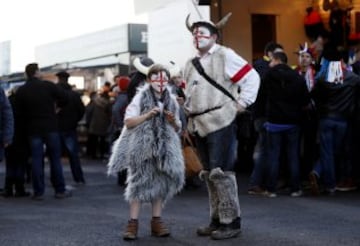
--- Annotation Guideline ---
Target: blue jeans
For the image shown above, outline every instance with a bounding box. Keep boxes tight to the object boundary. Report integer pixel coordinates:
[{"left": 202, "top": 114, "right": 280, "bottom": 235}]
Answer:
[
  {"left": 195, "top": 120, "right": 237, "bottom": 171},
  {"left": 60, "top": 130, "right": 85, "bottom": 183},
  {"left": 266, "top": 126, "right": 301, "bottom": 192},
  {"left": 313, "top": 118, "right": 348, "bottom": 190},
  {"left": 30, "top": 132, "right": 66, "bottom": 196}
]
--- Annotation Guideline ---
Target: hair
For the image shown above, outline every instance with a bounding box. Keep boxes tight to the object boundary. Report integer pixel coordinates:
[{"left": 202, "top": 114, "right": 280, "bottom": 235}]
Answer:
[
  {"left": 147, "top": 64, "right": 170, "bottom": 80},
  {"left": 191, "top": 22, "right": 219, "bottom": 36},
  {"left": 264, "top": 42, "right": 284, "bottom": 54},
  {"left": 272, "top": 52, "right": 288, "bottom": 64},
  {"left": 25, "top": 63, "right": 39, "bottom": 78}
]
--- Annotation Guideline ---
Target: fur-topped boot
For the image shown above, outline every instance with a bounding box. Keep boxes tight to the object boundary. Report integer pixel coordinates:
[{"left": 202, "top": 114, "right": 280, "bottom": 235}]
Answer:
[
  {"left": 209, "top": 168, "right": 241, "bottom": 240},
  {"left": 151, "top": 217, "right": 170, "bottom": 237},
  {"left": 196, "top": 170, "right": 221, "bottom": 236},
  {"left": 123, "top": 219, "right": 138, "bottom": 240}
]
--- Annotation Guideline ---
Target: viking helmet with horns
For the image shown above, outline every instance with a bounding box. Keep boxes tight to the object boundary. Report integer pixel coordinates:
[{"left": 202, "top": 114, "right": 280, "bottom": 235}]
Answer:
[{"left": 185, "top": 12, "right": 232, "bottom": 35}]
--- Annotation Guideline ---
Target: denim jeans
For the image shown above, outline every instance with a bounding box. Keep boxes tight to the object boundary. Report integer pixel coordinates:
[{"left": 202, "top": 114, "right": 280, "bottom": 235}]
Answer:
[
  {"left": 60, "top": 130, "right": 85, "bottom": 183},
  {"left": 195, "top": 120, "right": 237, "bottom": 171},
  {"left": 313, "top": 117, "right": 348, "bottom": 189},
  {"left": 265, "top": 126, "right": 301, "bottom": 192},
  {"left": 30, "top": 132, "right": 66, "bottom": 196}
]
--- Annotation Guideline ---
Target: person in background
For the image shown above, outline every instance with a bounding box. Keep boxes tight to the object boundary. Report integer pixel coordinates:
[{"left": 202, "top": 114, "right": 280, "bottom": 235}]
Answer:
[
  {"left": 310, "top": 45, "right": 360, "bottom": 195},
  {"left": 110, "top": 76, "right": 130, "bottom": 186},
  {"left": 108, "top": 64, "right": 184, "bottom": 241},
  {"left": 258, "top": 52, "right": 310, "bottom": 198},
  {"left": 87, "top": 82, "right": 112, "bottom": 160},
  {"left": 56, "top": 71, "right": 86, "bottom": 185},
  {"left": 16, "top": 63, "right": 71, "bottom": 200},
  {"left": 0, "top": 86, "right": 15, "bottom": 197},
  {"left": 248, "top": 41, "right": 284, "bottom": 195},
  {"left": 294, "top": 43, "right": 319, "bottom": 183},
  {"left": 183, "top": 13, "right": 260, "bottom": 240}
]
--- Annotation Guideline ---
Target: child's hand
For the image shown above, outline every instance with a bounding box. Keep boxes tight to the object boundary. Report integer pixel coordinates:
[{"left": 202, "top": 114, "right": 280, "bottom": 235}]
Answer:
[
  {"left": 146, "top": 107, "right": 160, "bottom": 119},
  {"left": 164, "top": 110, "right": 176, "bottom": 124}
]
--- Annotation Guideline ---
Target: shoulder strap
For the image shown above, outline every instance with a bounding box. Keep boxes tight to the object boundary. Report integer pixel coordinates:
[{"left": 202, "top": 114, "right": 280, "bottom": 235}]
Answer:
[{"left": 191, "top": 57, "right": 236, "bottom": 102}]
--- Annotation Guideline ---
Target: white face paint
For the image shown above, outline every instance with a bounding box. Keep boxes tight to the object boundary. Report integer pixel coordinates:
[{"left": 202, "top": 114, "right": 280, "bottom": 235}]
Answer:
[
  {"left": 150, "top": 71, "right": 169, "bottom": 94},
  {"left": 192, "top": 26, "right": 213, "bottom": 50}
]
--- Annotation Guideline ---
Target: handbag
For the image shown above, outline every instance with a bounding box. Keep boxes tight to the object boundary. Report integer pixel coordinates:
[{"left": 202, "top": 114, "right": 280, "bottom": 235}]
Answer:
[{"left": 182, "top": 134, "right": 203, "bottom": 177}]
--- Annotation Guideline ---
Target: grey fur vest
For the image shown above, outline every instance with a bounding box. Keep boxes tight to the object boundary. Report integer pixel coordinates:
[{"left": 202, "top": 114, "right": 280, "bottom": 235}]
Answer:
[{"left": 107, "top": 85, "right": 185, "bottom": 203}]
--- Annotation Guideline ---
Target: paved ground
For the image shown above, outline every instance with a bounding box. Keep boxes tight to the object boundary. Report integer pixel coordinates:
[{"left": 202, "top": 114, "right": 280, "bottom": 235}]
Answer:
[{"left": 1, "top": 158, "right": 360, "bottom": 246}]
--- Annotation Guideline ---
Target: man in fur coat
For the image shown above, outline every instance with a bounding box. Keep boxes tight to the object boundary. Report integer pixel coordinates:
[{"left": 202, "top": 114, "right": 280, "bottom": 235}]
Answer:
[
  {"left": 107, "top": 64, "right": 184, "bottom": 241},
  {"left": 183, "top": 14, "right": 260, "bottom": 240}
]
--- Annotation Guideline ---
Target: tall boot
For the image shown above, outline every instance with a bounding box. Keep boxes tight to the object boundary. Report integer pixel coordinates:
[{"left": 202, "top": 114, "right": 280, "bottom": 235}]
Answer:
[
  {"left": 209, "top": 168, "right": 241, "bottom": 240},
  {"left": 2, "top": 177, "right": 14, "bottom": 197},
  {"left": 196, "top": 170, "right": 221, "bottom": 236}
]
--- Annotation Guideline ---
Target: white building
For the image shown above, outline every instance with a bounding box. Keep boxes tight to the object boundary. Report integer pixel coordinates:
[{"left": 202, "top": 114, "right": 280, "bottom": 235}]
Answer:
[{"left": 35, "top": 23, "right": 148, "bottom": 69}]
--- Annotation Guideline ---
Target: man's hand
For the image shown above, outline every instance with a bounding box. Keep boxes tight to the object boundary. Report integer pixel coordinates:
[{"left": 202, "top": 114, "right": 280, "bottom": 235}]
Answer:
[{"left": 235, "top": 103, "right": 246, "bottom": 114}]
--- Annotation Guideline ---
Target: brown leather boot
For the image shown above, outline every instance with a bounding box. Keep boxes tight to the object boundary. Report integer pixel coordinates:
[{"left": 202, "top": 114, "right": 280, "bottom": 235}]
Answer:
[
  {"left": 151, "top": 217, "right": 170, "bottom": 237},
  {"left": 123, "top": 219, "right": 138, "bottom": 240}
]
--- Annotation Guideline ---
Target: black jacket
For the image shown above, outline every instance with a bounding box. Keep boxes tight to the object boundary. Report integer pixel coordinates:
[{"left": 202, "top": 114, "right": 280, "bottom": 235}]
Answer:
[
  {"left": 57, "top": 82, "right": 85, "bottom": 131},
  {"left": 16, "top": 78, "right": 68, "bottom": 136},
  {"left": 258, "top": 63, "right": 310, "bottom": 124},
  {"left": 312, "top": 71, "right": 360, "bottom": 120}
]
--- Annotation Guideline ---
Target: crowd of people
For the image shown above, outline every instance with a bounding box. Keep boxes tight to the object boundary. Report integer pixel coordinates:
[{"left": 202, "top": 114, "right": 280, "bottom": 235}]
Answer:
[{"left": 1, "top": 10, "right": 360, "bottom": 242}]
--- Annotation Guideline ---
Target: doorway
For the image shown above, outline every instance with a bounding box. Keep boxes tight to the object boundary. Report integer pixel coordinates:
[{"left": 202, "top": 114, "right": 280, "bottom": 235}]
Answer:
[{"left": 251, "top": 14, "right": 277, "bottom": 61}]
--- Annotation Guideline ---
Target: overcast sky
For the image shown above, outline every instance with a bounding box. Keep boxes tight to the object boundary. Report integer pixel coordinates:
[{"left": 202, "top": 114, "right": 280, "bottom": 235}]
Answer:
[{"left": 0, "top": 0, "right": 147, "bottom": 72}]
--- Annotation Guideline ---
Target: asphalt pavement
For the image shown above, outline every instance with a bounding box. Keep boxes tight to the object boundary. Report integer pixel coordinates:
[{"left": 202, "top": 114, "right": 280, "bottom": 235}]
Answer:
[{"left": 1, "top": 158, "right": 360, "bottom": 246}]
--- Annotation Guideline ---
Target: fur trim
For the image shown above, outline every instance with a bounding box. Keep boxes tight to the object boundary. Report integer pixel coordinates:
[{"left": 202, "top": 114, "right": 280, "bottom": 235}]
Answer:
[
  {"left": 210, "top": 169, "right": 241, "bottom": 224},
  {"left": 107, "top": 85, "right": 185, "bottom": 204},
  {"left": 202, "top": 171, "right": 220, "bottom": 220},
  {"left": 199, "top": 170, "right": 209, "bottom": 181}
]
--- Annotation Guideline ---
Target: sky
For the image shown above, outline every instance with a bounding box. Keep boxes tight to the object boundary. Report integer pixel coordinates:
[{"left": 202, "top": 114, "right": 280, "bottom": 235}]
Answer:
[{"left": 0, "top": 0, "right": 148, "bottom": 73}]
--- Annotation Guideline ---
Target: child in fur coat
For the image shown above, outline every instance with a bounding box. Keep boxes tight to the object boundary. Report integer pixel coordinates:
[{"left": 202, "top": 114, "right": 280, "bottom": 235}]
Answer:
[{"left": 107, "top": 64, "right": 185, "bottom": 241}]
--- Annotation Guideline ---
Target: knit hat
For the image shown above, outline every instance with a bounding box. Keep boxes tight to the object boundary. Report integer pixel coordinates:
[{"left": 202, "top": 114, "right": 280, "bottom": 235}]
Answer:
[{"left": 118, "top": 76, "right": 130, "bottom": 91}]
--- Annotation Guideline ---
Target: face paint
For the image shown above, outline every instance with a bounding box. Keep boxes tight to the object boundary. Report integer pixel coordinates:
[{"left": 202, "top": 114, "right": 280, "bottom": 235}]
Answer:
[
  {"left": 299, "top": 53, "right": 312, "bottom": 68},
  {"left": 150, "top": 71, "right": 169, "bottom": 93},
  {"left": 192, "top": 26, "right": 212, "bottom": 49}
]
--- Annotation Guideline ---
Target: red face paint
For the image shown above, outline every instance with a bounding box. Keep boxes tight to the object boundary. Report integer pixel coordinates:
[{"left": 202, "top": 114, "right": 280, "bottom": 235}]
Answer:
[{"left": 150, "top": 71, "right": 168, "bottom": 93}]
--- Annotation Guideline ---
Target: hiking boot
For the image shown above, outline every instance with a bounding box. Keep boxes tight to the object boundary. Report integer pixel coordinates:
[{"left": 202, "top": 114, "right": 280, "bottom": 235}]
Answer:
[
  {"left": 211, "top": 217, "right": 241, "bottom": 240},
  {"left": 197, "top": 218, "right": 220, "bottom": 236},
  {"left": 309, "top": 171, "right": 320, "bottom": 195},
  {"left": 123, "top": 219, "right": 138, "bottom": 240},
  {"left": 151, "top": 217, "right": 170, "bottom": 237}
]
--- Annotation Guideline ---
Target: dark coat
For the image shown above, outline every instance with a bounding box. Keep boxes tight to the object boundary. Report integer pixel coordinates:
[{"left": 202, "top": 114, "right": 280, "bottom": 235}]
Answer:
[
  {"left": 258, "top": 63, "right": 310, "bottom": 124},
  {"left": 16, "top": 78, "right": 68, "bottom": 136},
  {"left": 57, "top": 82, "right": 85, "bottom": 131},
  {"left": 0, "top": 88, "right": 14, "bottom": 160},
  {"left": 312, "top": 71, "right": 360, "bottom": 120}
]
